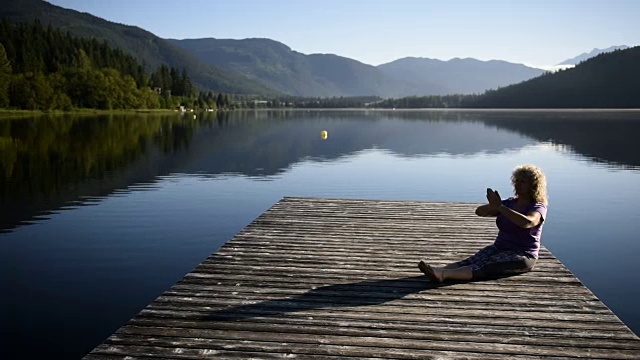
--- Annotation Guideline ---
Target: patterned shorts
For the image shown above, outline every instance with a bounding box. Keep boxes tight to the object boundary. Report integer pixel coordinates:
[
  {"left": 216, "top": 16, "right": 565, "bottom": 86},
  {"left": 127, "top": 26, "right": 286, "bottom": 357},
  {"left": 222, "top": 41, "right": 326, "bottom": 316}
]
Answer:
[{"left": 454, "top": 244, "right": 537, "bottom": 279}]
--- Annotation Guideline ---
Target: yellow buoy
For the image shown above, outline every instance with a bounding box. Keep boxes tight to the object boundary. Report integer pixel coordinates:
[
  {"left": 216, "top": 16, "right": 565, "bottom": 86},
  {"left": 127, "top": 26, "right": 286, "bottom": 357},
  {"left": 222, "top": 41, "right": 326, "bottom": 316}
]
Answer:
[{"left": 320, "top": 130, "right": 328, "bottom": 140}]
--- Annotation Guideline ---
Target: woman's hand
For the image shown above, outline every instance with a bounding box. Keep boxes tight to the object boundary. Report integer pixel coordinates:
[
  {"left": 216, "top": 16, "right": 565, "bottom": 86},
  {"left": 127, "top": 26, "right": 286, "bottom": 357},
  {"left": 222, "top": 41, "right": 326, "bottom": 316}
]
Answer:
[{"left": 486, "top": 188, "right": 502, "bottom": 210}]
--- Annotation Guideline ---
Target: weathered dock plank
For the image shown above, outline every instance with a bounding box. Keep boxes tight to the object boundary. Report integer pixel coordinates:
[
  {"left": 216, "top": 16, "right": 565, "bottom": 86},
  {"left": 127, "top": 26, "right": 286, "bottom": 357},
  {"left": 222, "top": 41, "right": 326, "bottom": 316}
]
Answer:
[{"left": 85, "top": 197, "right": 640, "bottom": 359}]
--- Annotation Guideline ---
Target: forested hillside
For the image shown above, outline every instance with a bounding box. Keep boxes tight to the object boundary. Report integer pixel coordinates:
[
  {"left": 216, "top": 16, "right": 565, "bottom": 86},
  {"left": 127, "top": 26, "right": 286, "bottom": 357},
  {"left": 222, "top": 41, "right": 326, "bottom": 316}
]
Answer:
[
  {"left": 471, "top": 46, "right": 640, "bottom": 108},
  {"left": 0, "top": 20, "right": 234, "bottom": 110},
  {"left": 556, "top": 45, "right": 629, "bottom": 65},
  {"left": 0, "top": 0, "right": 276, "bottom": 95},
  {"left": 0, "top": 20, "right": 151, "bottom": 109}
]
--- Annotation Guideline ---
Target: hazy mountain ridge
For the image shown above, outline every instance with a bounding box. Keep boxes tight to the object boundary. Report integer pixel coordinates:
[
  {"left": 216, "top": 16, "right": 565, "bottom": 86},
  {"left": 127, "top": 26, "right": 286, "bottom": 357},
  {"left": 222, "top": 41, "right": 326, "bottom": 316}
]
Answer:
[
  {"left": 557, "top": 45, "right": 629, "bottom": 65},
  {"left": 377, "top": 57, "right": 545, "bottom": 95},
  {"left": 169, "top": 37, "right": 549, "bottom": 97},
  {"left": 167, "top": 38, "right": 411, "bottom": 97}
]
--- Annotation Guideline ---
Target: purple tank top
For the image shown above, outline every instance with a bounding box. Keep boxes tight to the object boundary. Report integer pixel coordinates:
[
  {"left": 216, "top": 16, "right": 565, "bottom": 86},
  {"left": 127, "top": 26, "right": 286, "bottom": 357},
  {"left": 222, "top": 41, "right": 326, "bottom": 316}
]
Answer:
[{"left": 493, "top": 197, "right": 547, "bottom": 258}]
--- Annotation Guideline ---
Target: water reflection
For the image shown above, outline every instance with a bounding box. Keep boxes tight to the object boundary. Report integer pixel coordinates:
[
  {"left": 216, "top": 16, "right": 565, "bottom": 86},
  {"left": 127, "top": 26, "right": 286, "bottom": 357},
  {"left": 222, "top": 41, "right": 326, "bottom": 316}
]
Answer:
[
  {"left": 178, "top": 110, "right": 536, "bottom": 178},
  {"left": 1, "top": 110, "right": 639, "bottom": 233},
  {"left": 478, "top": 110, "right": 640, "bottom": 169},
  {"left": 0, "top": 114, "right": 199, "bottom": 232}
]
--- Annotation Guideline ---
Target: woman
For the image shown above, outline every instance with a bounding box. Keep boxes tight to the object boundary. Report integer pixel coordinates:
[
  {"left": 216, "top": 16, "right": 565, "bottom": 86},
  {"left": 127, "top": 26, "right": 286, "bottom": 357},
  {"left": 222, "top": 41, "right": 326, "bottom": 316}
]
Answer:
[{"left": 419, "top": 164, "right": 548, "bottom": 282}]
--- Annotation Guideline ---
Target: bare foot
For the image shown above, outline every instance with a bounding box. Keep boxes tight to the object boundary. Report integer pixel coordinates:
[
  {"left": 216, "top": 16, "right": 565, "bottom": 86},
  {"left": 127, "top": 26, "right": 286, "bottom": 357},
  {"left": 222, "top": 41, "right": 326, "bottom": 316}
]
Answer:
[{"left": 418, "top": 260, "right": 442, "bottom": 283}]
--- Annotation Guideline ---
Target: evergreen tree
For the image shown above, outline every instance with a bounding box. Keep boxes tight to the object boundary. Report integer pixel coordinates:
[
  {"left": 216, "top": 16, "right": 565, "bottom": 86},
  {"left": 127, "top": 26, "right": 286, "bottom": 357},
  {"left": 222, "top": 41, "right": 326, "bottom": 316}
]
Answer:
[
  {"left": 75, "top": 48, "right": 92, "bottom": 70},
  {"left": 197, "top": 95, "right": 205, "bottom": 110},
  {"left": 0, "top": 43, "right": 11, "bottom": 107},
  {"left": 206, "top": 91, "right": 216, "bottom": 109},
  {"left": 169, "top": 66, "right": 180, "bottom": 95},
  {"left": 216, "top": 93, "right": 224, "bottom": 108},
  {"left": 181, "top": 68, "right": 192, "bottom": 97}
]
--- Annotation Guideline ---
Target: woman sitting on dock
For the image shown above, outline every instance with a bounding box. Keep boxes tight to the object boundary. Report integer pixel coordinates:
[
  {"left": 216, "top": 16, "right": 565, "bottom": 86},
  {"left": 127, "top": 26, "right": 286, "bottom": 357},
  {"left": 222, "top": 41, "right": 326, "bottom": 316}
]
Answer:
[{"left": 419, "top": 164, "right": 548, "bottom": 282}]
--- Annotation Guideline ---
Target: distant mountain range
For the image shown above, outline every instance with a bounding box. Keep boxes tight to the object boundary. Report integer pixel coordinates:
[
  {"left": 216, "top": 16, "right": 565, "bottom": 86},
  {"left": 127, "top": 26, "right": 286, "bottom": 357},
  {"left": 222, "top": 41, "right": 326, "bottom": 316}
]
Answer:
[
  {"left": 166, "top": 38, "right": 409, "bottom": 97},
  {"left": 377, "top": 57, "right": 544, "bottom": 95},
  {"left": 0, "top": 0, "right": 631, "bottom": 98},
  {"left": 168, "top": 38, "right": 546, "bottom": 97},
  {"left": 556, "top": 45, "right": 629, "bottom": 65}
]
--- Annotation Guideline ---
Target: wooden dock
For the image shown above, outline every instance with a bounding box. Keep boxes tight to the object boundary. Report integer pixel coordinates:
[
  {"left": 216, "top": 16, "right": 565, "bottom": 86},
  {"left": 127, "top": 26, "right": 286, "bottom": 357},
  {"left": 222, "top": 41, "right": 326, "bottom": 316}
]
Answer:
[{"left": 85, "top": 197, "right": 640, "bottom": 359}]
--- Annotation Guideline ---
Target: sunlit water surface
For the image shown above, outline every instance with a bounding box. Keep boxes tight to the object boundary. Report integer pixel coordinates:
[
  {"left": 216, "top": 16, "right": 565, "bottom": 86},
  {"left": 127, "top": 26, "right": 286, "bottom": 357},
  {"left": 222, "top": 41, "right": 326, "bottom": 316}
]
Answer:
[{"left": 1, "top": 110, "right": 639, "bottom": 358}]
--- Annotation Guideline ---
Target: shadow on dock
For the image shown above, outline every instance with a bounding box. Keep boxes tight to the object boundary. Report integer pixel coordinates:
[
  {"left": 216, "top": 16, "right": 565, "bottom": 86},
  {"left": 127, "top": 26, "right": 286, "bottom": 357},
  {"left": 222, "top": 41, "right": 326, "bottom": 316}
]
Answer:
[{"left": 202, "top": 275, "right": 455, "bottom": 321}]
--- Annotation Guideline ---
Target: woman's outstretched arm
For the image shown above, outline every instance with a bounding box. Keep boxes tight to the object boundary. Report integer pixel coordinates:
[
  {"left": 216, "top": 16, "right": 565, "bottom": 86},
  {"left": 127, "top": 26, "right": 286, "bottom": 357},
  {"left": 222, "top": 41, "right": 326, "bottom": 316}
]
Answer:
[
  {"left": 497, "top": 206, "right": 542, "bottom": 228},
  {"left": 475, "top": 204, "right": 499, "bottom": 217}
]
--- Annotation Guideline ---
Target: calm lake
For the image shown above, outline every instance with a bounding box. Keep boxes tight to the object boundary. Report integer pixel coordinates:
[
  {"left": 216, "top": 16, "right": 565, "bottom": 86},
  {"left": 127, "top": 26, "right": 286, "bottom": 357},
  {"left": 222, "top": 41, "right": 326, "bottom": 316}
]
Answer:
[{"left": 1, "top": 109, "right": 639, "bottom": 358}]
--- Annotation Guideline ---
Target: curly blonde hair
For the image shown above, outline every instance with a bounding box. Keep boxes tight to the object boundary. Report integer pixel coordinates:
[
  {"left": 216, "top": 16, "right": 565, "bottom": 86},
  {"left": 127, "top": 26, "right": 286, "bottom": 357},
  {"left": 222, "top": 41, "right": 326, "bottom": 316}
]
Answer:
[{"left": 511, "top": 164, "right": 548, "bottom": 205}]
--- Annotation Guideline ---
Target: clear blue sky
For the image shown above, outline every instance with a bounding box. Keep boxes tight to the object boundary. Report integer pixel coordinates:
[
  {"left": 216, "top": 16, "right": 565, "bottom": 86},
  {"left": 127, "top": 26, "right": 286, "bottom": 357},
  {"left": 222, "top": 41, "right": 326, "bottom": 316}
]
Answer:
[{"left": 46, "top": 0, "right": 638, "bottom": 68}]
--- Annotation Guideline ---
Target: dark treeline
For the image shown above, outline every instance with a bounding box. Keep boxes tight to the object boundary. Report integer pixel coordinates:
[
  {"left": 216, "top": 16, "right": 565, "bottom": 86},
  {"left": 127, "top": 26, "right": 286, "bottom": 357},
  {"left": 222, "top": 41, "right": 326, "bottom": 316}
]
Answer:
[
  {"left": 0, "top": 20, "right": 239, "bottom": 111},
  {"left": 0, "top": 19, "right": 143, "bottom": 82},
  {"left": 471, "top": 47, "right": 640, "bottom": 108},
  {"left": 370, "top": 94, "right": 480, "bottom": 109},
  {"left": 264, "top": 96, "right": 382, "bottom": 108}
]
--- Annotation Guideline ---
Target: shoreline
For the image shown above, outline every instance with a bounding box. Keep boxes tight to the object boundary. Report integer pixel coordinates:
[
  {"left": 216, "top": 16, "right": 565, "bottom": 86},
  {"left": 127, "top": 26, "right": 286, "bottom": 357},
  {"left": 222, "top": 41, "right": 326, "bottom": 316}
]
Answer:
[
  {"left": 2, "top": 107, "right": 640, "bottom": 119},
  {"left": 0, "top": 108, "right": 183, "bottom": 118}
]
